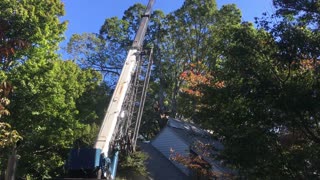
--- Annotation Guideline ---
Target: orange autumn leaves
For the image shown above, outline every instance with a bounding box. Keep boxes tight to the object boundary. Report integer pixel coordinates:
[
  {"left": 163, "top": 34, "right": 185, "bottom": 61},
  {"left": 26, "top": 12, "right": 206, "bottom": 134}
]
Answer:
[
  {"left": 180, "top": 61, "right": 225, "bottom": 97},
  {"left": 299, "top": 59, "right": 320, "bottom": 72},
  {"left": 180, "top": 59, "right": 318, "bottom": 98}
]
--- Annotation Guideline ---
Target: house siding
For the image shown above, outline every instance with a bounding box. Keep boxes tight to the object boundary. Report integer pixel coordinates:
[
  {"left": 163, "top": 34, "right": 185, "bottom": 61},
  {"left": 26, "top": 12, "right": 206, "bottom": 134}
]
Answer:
[{"left": 151, "top": 127, "right": 190, "bottom": 176}]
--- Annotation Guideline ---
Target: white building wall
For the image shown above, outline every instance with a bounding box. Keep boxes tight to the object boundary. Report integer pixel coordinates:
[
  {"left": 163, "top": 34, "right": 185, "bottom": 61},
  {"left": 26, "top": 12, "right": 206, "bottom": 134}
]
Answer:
[{"left": 151, "top": 127, "right": 190, "bottom": 176}]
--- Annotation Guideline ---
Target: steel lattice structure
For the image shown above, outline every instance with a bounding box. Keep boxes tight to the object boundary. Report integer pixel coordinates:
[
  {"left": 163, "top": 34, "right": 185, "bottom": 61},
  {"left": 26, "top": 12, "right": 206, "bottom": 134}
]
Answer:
[{"left": 66, "top": 1, "right": 155, "bottom": 179}]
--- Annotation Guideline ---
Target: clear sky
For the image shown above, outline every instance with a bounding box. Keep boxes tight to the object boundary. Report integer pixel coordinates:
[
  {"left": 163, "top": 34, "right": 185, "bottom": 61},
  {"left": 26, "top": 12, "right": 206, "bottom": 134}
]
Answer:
[{"left": 59, "top": 0, "right": 275, "bottom": 49}]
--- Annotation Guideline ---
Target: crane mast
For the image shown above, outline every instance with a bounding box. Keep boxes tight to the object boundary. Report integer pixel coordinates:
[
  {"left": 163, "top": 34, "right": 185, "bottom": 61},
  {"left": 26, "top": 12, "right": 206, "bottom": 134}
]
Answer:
[{"left": 66, "top": 0, "right": 155, "bottom": 179}]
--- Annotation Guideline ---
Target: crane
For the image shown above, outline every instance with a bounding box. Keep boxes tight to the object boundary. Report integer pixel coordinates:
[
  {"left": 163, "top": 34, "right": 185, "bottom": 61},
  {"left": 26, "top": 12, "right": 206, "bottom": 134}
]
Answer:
[{"left": 66, "top": 0, "right": 155, "bottom": 179}]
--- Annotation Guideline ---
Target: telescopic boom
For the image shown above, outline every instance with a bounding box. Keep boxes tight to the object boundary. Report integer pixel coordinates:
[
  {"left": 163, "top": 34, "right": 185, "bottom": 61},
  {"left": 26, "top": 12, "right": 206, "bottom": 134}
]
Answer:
[{"left": 66, "top": 1, "right": 155, "bottom": 179}]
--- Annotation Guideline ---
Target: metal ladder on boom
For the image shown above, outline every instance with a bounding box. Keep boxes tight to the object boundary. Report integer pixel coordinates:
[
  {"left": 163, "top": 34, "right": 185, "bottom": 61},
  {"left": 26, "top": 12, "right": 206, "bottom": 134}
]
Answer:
[{"left": 66, "top": 0, "right": 155, "bottom": 179}]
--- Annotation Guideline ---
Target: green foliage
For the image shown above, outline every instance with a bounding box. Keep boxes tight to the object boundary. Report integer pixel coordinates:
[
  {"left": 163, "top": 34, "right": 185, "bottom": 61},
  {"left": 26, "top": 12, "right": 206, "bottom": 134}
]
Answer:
[
  {"left": 273, "top": 0, "right": 320, "bottom": 28},
  {"left": 73, "top": 123, "right": 100, "bottom": 148},
  {"left": 67, "top": 33, "right": 123, "bottom": 78},
  {"left": 0, "top": 1, "right": 111, "bottom": 178},
  {"left": 117, "top": 150, "right": 149, "bottom": 178},
  {"left": 0, "top": 78, "right": 22, "bottom": 172},
  {"left": 0, "top": 0, "right": 66, "bottom": 70},
  {"left": 190, "top": 2, "right": 320, "bottom": 178},
  {"left": 4, "top": 0, "right": 317, "bottom": 179},
  {"left": 0, "top": 122, "right": 21, "bottom": 149},
  {"left": 76, "top": 81, "right": 109, "bottom": 125},
  {"left": 63, "top": 0, "right": 320, "bottom": 179},
  {"left": 153, "top": 0, "right": 242, "bottom": 118},
  {"left": 5, "top": 58, "right": 102, "bottom": 179}
]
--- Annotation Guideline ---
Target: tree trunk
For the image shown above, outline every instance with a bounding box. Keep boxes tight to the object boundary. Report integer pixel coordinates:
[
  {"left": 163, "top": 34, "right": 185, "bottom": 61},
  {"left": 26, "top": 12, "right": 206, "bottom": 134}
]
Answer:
[{"left": 5, "top": 147, "right": 17, "bottom": 180}]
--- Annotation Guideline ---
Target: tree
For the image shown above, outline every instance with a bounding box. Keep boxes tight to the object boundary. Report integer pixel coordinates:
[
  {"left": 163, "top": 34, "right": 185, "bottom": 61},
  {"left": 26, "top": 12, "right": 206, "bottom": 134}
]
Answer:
[
  {"left": 67, "top": 33, "right": 123, "bottom": 82},
  {"left": 184, "top": 0, "right": 320, "bottom": 178},
  {"left": 0, "top": 0, "right": 66, "bottom": 176},
  {"left": 65, "top": 0, "right": 243, "bottom": 138},
  {"left": 66, "top": 3, "right": 149, "bottom": 84},
  {"left": 0, "top": 1, "right": 109, "bottom": 178},
  {"left": 153, "top": 0, "right": 242, "bottom": 119},
  {"left": 0, "top": 0, "right": 66, "bottom": 70},
  {"left": 1, "top": 0, "right": 67, "bottom": 149},
  {"left": 66, "top": 4, "right": 169, "bottom": 137},
  {"left": 5, "top": 58, "right": 103, "bottom": 179},
  {"left": 63, "top": 0, "right": 320, "bottom": 178},
  {"left": 0, "top": 79, "right": 22, "bottom": 179},
  {"left": 0, "top": 79, "right": 21, "bottom": 152}
]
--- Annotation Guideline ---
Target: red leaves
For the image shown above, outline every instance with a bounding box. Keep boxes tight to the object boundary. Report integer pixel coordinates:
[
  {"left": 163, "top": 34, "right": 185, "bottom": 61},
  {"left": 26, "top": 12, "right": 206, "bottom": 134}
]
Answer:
[
  {"left": 0, "top": 19, "right": 29, "bottom": 70},
  {"left": 170, "top": 148, "right": 217, "bottom": 178},
  {"left": 180, "top": 61, "right": 225, "bottom": 97},
  {"left": 0, "top": 47, "right": 14, "bottom": 58},
  {"left": 0, "top": 81, "right": 13, "bottom": 97}
]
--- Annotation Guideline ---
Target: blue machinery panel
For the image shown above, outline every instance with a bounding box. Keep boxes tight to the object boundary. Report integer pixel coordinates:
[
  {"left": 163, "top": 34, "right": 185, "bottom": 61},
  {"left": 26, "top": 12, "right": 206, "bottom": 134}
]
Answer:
[{"left": 68, "top": 148, "right": 101, "bottom": 170}]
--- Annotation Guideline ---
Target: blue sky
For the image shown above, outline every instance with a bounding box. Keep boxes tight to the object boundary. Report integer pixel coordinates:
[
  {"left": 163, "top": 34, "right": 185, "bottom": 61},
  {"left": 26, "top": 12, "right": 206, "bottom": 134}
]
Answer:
[{"left": 59, "top": 0, "right": 275, "bottom": 49}]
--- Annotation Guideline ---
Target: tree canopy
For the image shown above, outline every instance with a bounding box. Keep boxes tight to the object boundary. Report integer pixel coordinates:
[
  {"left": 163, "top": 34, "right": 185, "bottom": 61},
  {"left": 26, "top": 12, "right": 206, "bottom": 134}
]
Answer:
[
  {"left": 65, "top": 0, "right": 320, "bottom": 178},
  {"left": 0, "top": 0, "right": 107, "bottom": 179},
  {"left": 1, "top": 0, "right": 320, "bottom": 179}
]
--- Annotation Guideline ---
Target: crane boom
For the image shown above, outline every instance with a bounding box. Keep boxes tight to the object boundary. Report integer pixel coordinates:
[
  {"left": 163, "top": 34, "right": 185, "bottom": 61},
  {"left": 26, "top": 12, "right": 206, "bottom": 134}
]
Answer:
[
  {"left": 132, "top": 0, "right": 155, "bottom": 48},
  {"left": 94, "top": 49, "right": 138, "bottom": 156},
  {"left": 66, "top": 1, "right": 155, "bottom": 179},
  {"left": 95, "top": 0, "right": 155, "bottom": 156}
]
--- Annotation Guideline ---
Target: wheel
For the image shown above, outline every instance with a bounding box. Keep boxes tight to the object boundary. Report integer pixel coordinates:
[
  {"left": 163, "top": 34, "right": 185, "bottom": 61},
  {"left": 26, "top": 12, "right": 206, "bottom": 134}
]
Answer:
[{"left": 96, "top": 169, "right": 102, "bottom": 179}]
